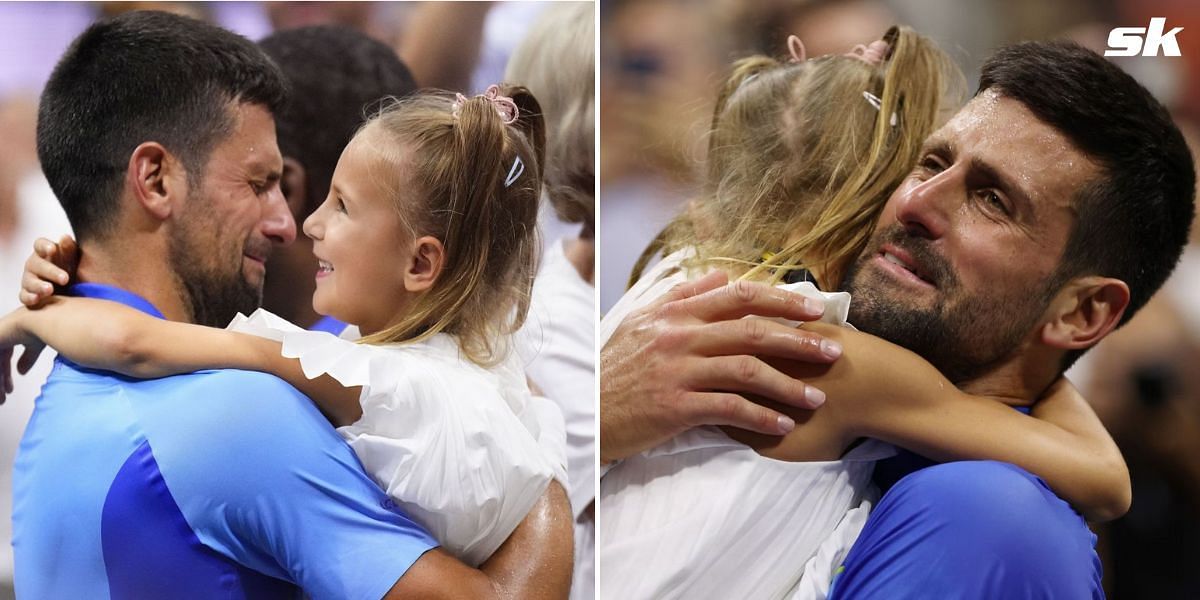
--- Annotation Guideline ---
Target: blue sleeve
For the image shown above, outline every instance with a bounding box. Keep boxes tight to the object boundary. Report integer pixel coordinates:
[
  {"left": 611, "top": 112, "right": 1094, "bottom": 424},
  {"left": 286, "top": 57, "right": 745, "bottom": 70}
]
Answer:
[
  {"left": 136, "top": 370, "right": 438, "bottom": 600},
  {"left": 829, "top": 461, "right": 1104, "bottom": 600}
]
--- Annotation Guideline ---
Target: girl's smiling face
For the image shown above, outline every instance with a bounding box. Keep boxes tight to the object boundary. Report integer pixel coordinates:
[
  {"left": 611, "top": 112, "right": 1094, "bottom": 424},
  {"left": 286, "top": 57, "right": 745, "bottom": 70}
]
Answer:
[{"left": 303, "top": 126, "right": 421, "bottom": 335}]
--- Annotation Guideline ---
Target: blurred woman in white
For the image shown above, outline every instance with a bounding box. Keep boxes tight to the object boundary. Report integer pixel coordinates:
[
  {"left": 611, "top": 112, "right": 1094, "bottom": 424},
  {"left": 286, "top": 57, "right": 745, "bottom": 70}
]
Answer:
[{"left": 506, "top": 4, "right": 597, "bottom": 600}]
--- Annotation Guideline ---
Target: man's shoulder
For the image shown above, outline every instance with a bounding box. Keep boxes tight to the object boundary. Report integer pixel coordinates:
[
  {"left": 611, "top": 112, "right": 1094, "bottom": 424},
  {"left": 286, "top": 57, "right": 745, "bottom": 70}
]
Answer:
[
  {"left": 164, "top": 367, "right": 301, "bottom": 396},
  {"left": 128, "top": 368, "right": 340, "bottom": 465}
]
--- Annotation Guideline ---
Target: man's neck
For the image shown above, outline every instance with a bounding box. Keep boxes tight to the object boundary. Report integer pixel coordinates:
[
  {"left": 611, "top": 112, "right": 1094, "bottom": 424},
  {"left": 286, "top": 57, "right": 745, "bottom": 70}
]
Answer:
[
  {"left": 956, "top": 343, "right": 1063, "bottom": 408},
  {"left": 76, "top": 238, "right": 191, "bottom": 324}
]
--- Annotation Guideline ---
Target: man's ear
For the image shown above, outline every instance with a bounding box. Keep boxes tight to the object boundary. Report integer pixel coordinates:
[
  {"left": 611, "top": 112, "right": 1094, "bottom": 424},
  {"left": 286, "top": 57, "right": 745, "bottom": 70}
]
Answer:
[
  {"left": 126, "top": 142, "right": 186, "bottom": 221},
  {"left": 404, "top": 235, "right": 445, "bottom": 293},
  {"left": 1040, "top": 276, "right": 1130, "bottom": 351},
  {"left": 281, "top": 156, "right": 308, "bottom": 221}
]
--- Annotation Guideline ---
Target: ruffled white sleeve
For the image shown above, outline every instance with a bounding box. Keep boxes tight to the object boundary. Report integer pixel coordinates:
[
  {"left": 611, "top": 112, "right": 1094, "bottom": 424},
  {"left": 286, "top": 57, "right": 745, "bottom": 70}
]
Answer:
[{"left": 228, "top": 309, "right": 568, "bottom": 566}]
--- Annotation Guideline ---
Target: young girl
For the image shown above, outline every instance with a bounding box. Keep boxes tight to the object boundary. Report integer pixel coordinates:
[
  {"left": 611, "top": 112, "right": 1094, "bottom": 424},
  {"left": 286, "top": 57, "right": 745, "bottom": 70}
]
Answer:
[
  {"left": 599, "top": 28, "right": 1128, "bottom": 598},
  {"left": 5, "top": 85, "right": 567, "bottom": 567}
]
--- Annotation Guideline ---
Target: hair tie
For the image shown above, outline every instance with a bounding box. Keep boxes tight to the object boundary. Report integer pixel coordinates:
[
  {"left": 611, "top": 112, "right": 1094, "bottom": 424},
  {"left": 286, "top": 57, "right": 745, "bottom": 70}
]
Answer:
[
  {"left": 787, "top": 35, "right": 806, "bottom": 63},
  {"left": 481, "top": 84, "right": 519, "bottom": 124},
  {"left": 450, "top": 85, "right": 519, "bottom": 125},
  {"left": 846, "top": 39, "right": 890, "bottom": 66}
]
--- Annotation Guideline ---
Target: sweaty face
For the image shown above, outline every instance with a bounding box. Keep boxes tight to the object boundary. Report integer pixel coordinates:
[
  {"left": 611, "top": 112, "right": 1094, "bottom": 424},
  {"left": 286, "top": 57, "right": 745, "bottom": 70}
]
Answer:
[
  {"left": 303, "top": 127, "right": 414, "bottom": 335},
  {"left": 842, "top": 90, "right": 1098, "bottom": 383},
  {"left": 169, "top": 103, "right": 295, "bottom": 327}
]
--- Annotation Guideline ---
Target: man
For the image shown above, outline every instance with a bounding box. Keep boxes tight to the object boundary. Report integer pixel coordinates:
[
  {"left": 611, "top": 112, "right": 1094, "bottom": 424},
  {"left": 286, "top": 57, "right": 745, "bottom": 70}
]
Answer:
[
  {"left": 600, "top": 40, "right": 1194, "bottom": 596},
  {"left": 15, "top": 11, "right": 571, "bottom": 598},
  {"left": 256, "top": 25, "right": 418, "bottom": 332}
]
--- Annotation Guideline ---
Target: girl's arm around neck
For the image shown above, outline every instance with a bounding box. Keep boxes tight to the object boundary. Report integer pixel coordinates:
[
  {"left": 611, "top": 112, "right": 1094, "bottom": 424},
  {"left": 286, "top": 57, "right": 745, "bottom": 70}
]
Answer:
[
  {"left": 19, "top": 296, "right": 364, "bottom": 426},
  {"left": 734, "top": 322, "right": 1130, "bottom": 522}
]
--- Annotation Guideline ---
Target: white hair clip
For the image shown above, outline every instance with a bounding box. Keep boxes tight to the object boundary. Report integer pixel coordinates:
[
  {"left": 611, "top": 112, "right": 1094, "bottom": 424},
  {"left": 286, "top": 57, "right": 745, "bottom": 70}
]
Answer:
[
  {"left": 862, "top": 91, "right": 898, "bottom": 127},
  {"left": 504, "top": 156, "right": 525, "bottom": 188}
]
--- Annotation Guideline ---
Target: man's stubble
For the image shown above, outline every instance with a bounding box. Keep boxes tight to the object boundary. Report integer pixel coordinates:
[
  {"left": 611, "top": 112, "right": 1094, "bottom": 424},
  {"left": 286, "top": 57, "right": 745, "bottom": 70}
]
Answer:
[
  {"left": 168, "top": 188, "right": 262, "bottom": 328},
  {"left": 841, "top": 225, "right": 1059, "bottom": 384}
]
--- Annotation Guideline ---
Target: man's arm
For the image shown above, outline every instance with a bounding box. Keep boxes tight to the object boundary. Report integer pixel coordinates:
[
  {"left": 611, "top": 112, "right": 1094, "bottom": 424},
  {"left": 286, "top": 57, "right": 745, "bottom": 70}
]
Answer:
[
  {"left": 386, "top": 481, "right": 573, "bottom": 599},
  {"left": 600, "top": 271, "right": 842, "bottom": 463}
]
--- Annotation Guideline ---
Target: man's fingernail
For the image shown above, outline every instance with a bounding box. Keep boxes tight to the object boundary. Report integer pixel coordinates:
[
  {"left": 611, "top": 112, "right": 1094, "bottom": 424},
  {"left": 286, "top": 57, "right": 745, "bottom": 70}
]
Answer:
[
  {"left": 777, "top": 415, "right": 795, "bottom": 433},
  {"left": 804, "top": 297, "right": 825, "bottom": 315},
  {"left": 805, "top": 386, "right": 827, "bottom": 407},
  {"left": 821, "top": 340, "right": 842, "bottom": 359}
]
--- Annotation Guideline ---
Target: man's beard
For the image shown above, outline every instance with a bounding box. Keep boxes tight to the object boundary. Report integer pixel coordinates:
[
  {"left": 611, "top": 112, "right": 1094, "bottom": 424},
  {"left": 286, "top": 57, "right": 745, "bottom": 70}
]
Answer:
[
  {"left": 168, "top": 214, "right": 261, "bottom": 328},
  {"left": 841, "top": 226, "right": 1054, "bottom": 384}
]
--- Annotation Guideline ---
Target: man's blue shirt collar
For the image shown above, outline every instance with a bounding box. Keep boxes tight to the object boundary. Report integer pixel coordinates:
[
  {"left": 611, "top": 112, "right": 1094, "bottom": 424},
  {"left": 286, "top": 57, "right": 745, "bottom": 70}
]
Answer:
[{"left": 68, "top": 283, "right": 165, "bottom": 320}]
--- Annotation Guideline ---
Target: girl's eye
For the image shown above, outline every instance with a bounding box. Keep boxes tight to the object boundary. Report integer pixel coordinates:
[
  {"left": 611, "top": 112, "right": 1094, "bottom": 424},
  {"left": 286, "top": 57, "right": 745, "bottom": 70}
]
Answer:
[{"left": 336, "top": 197, "right": 347, "bottom": 213}]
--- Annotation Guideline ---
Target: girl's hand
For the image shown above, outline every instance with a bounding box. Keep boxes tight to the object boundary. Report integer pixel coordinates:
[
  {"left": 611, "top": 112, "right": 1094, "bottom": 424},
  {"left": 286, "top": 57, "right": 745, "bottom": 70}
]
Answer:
[
  {"left": 0, "top": 307, "right": 46, "bottom": 403},
  {"left": 20, "top": 235, "right": 78, "bottom": 308}
]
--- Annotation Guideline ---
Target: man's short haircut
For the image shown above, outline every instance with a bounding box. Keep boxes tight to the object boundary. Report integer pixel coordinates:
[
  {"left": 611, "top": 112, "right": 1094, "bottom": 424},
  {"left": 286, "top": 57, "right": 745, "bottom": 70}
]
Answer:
[
  {"left": 978, "top": 41, "right": 1195, "bottom": 366},
  {"left": 258, "top": 25, "right": 417, "bottom": 215},
  {"left": 37, "top": 10, "right": 288, "bottom": 241}
]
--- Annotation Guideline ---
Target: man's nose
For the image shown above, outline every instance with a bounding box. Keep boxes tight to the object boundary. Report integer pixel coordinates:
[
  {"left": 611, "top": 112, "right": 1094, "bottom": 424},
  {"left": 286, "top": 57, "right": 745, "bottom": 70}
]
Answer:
[
  {"left": 261, "top": 185, "right": 297, "bottom": 245},
  {"left": 891, "top": 165, "right": 961, "bottom": 240}
]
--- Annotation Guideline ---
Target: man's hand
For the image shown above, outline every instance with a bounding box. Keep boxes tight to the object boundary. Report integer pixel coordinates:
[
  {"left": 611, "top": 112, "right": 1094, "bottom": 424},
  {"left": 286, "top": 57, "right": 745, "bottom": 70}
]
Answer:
[{"left": 600, "top": 271, "right": 843, "bottom": 463}]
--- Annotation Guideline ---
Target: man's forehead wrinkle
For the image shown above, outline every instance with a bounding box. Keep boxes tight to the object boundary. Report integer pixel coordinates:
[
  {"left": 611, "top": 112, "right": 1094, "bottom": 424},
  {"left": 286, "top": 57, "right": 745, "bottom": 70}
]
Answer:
[{"left": 945, "top": 93, "right": 1098, "bottom": 214}]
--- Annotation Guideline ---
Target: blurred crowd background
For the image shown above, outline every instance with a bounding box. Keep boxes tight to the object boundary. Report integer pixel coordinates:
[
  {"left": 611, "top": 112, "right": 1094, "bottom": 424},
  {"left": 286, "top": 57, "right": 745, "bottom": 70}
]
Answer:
[
  {"left": 0, "top": 2, "right": 593, "bottom": 597},
  {"left": 601, "top": 0, "right": 1200, "bottom": 597}
]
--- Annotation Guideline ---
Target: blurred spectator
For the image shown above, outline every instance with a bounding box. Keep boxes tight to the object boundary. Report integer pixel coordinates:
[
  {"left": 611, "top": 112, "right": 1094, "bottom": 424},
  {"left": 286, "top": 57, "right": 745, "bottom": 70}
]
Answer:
[
  {"left": 396, "top": 2, "right": 551, "bottom": 95},
  {"left": 727, "top": 0, "right": 897, "bottom": 57},
  {"left": 507, "top": 4, "right": 596, "bottom": 599},
  {"left": 599, "top": 0, "right": 727, "bottom": 311},
  {"left": 266, "top": 1, "right": 400, "bottom": 43}
]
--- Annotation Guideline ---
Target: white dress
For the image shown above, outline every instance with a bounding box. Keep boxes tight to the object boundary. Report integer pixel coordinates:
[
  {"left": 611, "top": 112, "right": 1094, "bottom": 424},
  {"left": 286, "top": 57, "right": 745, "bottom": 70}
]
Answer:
[
  {"left": 228, "top": 310, "right": 568, "bottom": 567},
  {"left": 518, "top": 236, "right": 597, "bottom": 600},
  {"left": 597, "top": 249, "right": 893, "bottom": 599}
]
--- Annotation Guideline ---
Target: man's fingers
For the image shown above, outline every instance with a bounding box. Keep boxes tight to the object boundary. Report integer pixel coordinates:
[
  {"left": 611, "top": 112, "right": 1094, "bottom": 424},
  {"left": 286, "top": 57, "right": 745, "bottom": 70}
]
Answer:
[
  {"left": 693, "top": 355, "right": 826, "bottom": 409},
  {"left": 672, "top": 279, "right": 825, "bottom": 323},
  {"left": 679, "top": 392, "right": 795, "bottom": 435},
  {"left": 688, "top": 319, "right": 842, "bottom": 363},
  {"left": 662, "top": 270, "right": 728, "bottom": 303}
]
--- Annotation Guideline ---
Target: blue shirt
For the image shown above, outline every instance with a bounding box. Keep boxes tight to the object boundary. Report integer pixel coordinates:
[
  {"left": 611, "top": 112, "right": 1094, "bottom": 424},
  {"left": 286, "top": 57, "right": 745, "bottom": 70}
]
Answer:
[
  {"left": 310, "top": 315, "right": 348, "bottom": 336},
  {"left": 13, "top": 284, "right": 438, "bottom": 599}
]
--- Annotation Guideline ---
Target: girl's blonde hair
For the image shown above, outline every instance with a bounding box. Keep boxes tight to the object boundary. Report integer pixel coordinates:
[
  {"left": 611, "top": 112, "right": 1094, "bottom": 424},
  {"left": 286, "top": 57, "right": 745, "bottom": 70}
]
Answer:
[
  {"left": 505, "top": 2, "right": 595, "bottom": 236},
  {"left": 357, "top": 86, "right": 546, "bottom": 366},
  {"left": 633, "top": 26, "right": 963, "bottom": 288}
]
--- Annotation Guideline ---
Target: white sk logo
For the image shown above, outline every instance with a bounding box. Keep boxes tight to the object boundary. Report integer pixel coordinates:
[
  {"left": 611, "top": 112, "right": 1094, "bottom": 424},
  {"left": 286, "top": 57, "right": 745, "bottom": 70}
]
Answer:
[{"left": 1105, "top": 17, "right": 1183, "bottom": 57}]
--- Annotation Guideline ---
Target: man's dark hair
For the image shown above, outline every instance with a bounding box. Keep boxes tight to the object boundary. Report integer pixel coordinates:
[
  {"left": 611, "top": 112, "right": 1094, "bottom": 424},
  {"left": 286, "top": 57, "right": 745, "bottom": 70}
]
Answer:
[
  {"left": 978, "top": 41, "right": 1196, "bottom": 367},
  {"left": 258, "top": 25, "right": 418, "bottom": 214},
  {"left": 37, "top": 10, "right": 288, "bottom": 241}
]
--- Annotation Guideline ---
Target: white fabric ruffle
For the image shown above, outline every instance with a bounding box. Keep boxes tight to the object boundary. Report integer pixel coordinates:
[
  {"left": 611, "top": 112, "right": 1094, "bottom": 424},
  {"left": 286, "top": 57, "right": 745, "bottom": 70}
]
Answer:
[{"left": 228, "top": 309, "right": 568, "bottom": 566}]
